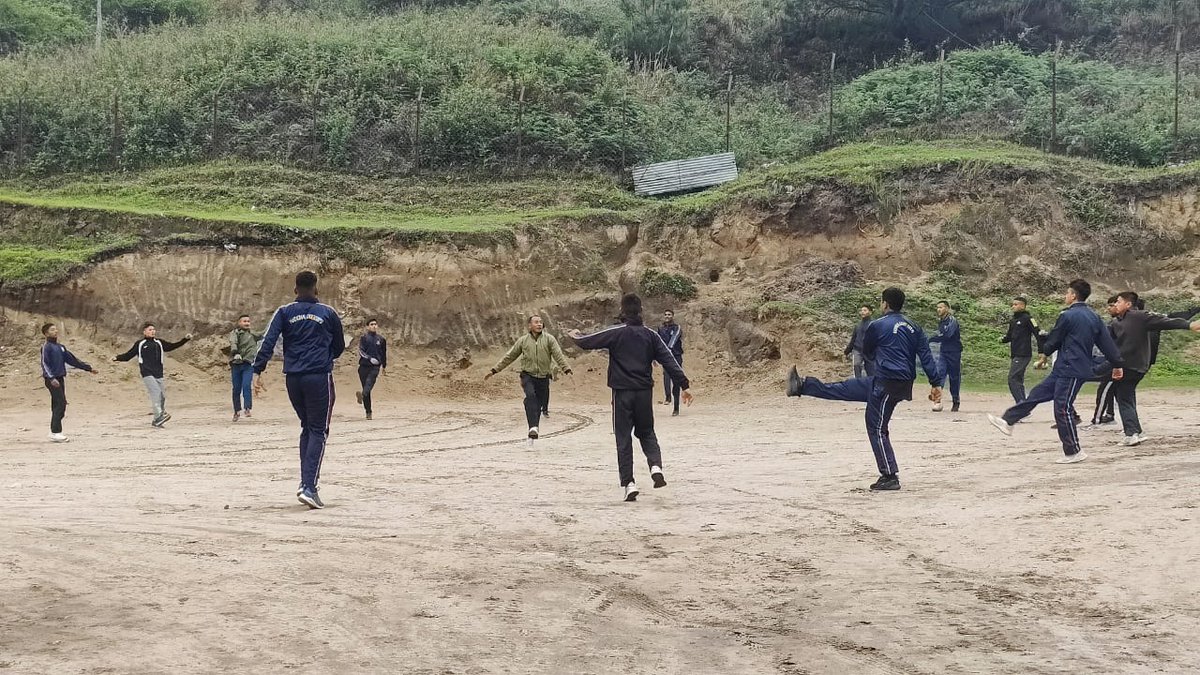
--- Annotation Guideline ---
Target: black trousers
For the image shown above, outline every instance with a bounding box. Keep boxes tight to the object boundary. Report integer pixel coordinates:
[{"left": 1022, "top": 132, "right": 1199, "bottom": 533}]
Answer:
[
  {"left": 520, "top": 372, "right": 550, "bottom": 428},
  {"left": 1092, "top": 376, "right": 1117, "bottom": 423},
  {"left": 612, "top": 388, "right": 662, "bottom": 486},
  {"left": 1008, "top": 356, "right": 1031, "bottom": 403},
  {"left": 663, "top": 354, "right": 683, "bottom": 412},
  {"left": 45, "top": 377, "right": 67, "bottom": 433},
  {"left": 1112, "top": 369, "right": 1147, "bottom": 436},
  {"left": 358, "top": 364, "right": 380, "bottom": 414}
]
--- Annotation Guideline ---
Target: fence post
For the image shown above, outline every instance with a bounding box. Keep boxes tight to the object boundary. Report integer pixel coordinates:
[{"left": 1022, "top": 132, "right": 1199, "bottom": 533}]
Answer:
[
  {"left": 516, "top": 83, "right": 525, "bottom": 174},
  {"left": 828, "top": 52, "right": 837, "bottom": 144},
  {"left": 1050, "top": 41, "right": 1059, "bottom": 152},
  {"left": 413, "top": 86, "right": 423, "bottom": 174},
  {"left": 724, "top": 71, "right": 733, "bottom": 153},
  {"left": 14, "top": 91, "right": 26, "bottom": 169},
  {"left": 210, "top": 86, "right": 220, "bottom": 160},
  {"left": 310, "top": 82, "right": 320, "bottom": 166},
  {"left": 110, "top": 89, "right": 123, "bottom": 170},
  {"left": 937, "top": 49, "right": 945, "bottom": 138},
  {"left": 1174, "top": 27, "right": 1182, "bottom": 159}
]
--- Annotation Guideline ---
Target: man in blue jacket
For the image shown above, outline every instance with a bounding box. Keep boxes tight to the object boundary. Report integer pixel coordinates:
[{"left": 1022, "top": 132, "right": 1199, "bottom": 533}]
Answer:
[
  {"left": 657, "top": 309, "right": 684, "bottom": 416},
  {"left": 786, "top": 287, "right": 943, "bottom": 491},
  {"left": 988, "top": 279, "right": 1124, "bottom": 464},
  {"left": 569, "top": 294, "right": 693, "bottom": 502},
  {"left": 253, "top": 271, "right": 346, "bottom": 509},
  {"left": 40, "top": 322, "right": 98, "bottom": 443},
  {"left": 928, "top": 301, "right": 962, "bottom": 412}
]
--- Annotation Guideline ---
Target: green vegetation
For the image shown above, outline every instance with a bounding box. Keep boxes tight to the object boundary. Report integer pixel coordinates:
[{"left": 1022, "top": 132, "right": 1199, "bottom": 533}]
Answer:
[
  {"left": 638, "top": 268, "right": 697, "bottom": 301},
  {"left": 0, "top": 240, "right": 133, "bottom": 286}
]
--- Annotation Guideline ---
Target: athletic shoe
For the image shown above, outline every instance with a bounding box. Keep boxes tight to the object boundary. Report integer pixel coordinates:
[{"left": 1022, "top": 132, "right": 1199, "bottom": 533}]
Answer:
[
  {"left": 1055, "top": 452, "right": 1088, "bottom": 464},
  {"left": 951, "top": 402, "right": 960, "bottom": 412},
  {"left": 298, "top": 488, "right": 324, "bottom": 509},
  {"left": 623, "top": 483, "right": 639, "bottom": 502},
  {"left": 661, "top": 399, "right": 671, "bottom": 406},
  {"left": 672, "top": 409, "right": 679, "bottom": 416},
  {"left": 542, "top": 409, "right": 550, "bottom": 418},
  {"left": 48, "top": 432, "right": 69, "bottom": 443},
  {"left": 355, "top": 391, "right": 364, "bottom": 405},
  {"left": 987, "top": 414, "right": 1013, "bottom": 436},
  {"left": 650, "top": 466, "right": 667, "bottom": 488},
  {"left": 152, "top": 412, "right": 171, "bottom": 428},
  {"left": 365, "top": 412, "right": 372, "bottom": 420},
  {"left": 1121, "top": 433, "right": 1148, "bottom": 447},
  {"left": 1098, "top": 416, "right": 1116, "bottom": 425},
  {"left": 233, "top": 411, "right": 240, "bottom": 422},
  {"left": 932, "top": 402, "right": 943, "bottom": 412},
  {"left": 242, "top": 409, "right": 251, "bottom": 418},
  {"left": 786, "top": 366, "right": 804, "bottom": 397},
  {"left": 869, "top": 475, "right": 901, "bottom": 491},
  {"left": 297, "top": 484, "right": 304, "bottom": 498},
  {"left": 528, "top": 426, "right": 539, "bottom": 440}
]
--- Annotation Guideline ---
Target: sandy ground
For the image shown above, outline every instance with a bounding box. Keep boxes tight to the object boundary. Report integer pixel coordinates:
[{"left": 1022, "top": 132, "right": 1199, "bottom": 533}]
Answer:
[{"left": 2, "top": 373, "right": 1199, "bottom": 674}]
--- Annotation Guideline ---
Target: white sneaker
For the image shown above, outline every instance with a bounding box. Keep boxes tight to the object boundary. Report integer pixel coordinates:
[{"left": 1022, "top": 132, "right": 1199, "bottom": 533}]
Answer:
[
  {"left": 1055, "top": 452, "right": 1088, "bottom": 464},
  {"left": 987, "top": 414, "right": 1013, "bottom": 436},
  {"left": 48, "top": 432, "right": 69, "bottom": 443},
  {"left": 1121, "top": 433, "right": 1148, "bottom": 447},
  {"left": 932, "top": 402, "right": 943, "bottom": 412},
  {"left": 650, "top": 466, "right": 666, "bottom": 488},
  {"left": 528, "top": 426, "right": 539, "bottom": 440},
  {"left": 624, "top": 483, "right": 639, "bottom": 502}
]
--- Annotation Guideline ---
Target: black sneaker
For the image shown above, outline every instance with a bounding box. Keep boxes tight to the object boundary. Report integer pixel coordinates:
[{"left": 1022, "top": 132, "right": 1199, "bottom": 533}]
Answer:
[
  {"left": 152, "top": 412, "right": 171, "bottom": 428},
  {"left": 298, "top": 488, "right": 324, "bottom": 509},
  {"left": 542, "top": 409, "right": 550, "bottom": 418},
  {"left": 650, "top": 466, "right": 667, "bottom": 488},
  {"left": 951, "top": 402, "right": 960, "bottom": 412},
  {"left": 869, "top": 475, "right": 901, "bottom": 491},
  {"left": 786, "top": 366, "right": 804, "bottom": 397}
]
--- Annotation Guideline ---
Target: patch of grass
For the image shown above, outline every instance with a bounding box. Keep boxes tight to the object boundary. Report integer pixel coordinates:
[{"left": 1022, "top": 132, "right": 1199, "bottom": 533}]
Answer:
[
  {"left": 638, "top": 268, "right": 697, "bottom": 301},
  {"left": 0, "top": 242, "right": 130, "bottom": 286}
]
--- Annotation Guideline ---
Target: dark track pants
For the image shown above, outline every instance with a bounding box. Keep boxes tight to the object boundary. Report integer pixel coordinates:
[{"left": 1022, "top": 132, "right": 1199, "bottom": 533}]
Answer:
[
  {"left": 663, "top": 354, "right": 683, "bottom": 412},
  {"left": 520, "top": 372, "right": 550, "bottom": 429},
  {"left": 358, "top": 364, "right": 380, "bottom": 415},
  {"left": 612, "top": 388, "right": 662, "bottom": 487},
  {"left": 231, "top": 362, "right": 254, "bottom": 413},
  {"left": 801, "top": 376, "right": 902, "bottom": 477},
  {"left": 1092, "top": 377, "right": 1116, "bottom": 423},
  {"left": 1001, "top": 373, "right": 1086, "bottom": 457},
  {"left": 45, "top": 377, "right": 67, "bottom": 434},
  {"left": 1112, "top": 369, "right": 1146, "bottom": 436},
  {"left": 1008, "top": 356, "right": 1031, "bottom": 403},
  {"left": 940, "top": 351, "right": 962, "bottom": 403},
  {"left": 286, "top": 372, "right": 334, "bottom": 490}
]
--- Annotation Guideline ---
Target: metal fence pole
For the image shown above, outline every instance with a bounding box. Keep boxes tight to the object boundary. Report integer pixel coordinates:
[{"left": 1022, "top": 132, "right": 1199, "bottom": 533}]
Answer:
[
  {"left": 1050, "top": 41, "right": 1059, "bottom": 152},
  {"left": 516, "top": 83, "right": 525, "bottom": 174},
  {"left": 724, "top": 71, "right": 733, "bottom": 153},
  {"left": 828, "top": 52, "right": 837, "bottom": 144},
  {"left": 413, "top": 86, "right": 423, "bottom": 174},
  {"left": 110, "top": 89, "right": 122, "bottom": 170}
]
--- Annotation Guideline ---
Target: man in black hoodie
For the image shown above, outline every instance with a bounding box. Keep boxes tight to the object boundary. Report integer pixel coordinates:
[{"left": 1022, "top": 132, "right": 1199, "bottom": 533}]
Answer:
[
  {"left": 114, "top": 323, "right": 191, "bottom": 427},
  {"left": 569, "top": 294, "right": 693, "bottom": 502},
  {"left": 1000, "top": 297, "right": 1040, "bottom": 403}
]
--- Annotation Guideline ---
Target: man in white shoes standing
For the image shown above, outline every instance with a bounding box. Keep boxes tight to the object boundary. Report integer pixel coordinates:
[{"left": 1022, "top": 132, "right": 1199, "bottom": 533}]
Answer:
[
  {"left": 988, "top": 279, "right": 1125, "bottom": 464},
  {"left": 569, "top": 294, "right": 693, "bottom": 502},
  {"left": 40, "top": 322, "right": 98, "bottom": 442}
]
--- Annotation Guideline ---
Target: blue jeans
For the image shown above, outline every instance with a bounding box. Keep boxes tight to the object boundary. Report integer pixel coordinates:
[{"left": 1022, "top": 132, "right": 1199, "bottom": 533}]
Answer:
[
  {"left": 1001, "top": 373, "right": 1087, "bottom": 456},
  {"left": 801, "top": 375, "right": 902, "bottom": 476},
  {"left": 286, "top": 372, "right": 335, "bottom": 490},
  {"left": 231, "top": 362, "right": 254, "bottom": 412}
]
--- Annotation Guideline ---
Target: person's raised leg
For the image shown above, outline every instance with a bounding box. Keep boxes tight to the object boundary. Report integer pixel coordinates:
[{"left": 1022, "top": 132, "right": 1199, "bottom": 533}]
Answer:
[
  {"left": 362, "top": 366, "right": 379, "bottom": 416},
  {"left": 612, "top": 390, "right": 638, "bottom": 490},
  {"left": 1001, "top": 374, "right": 1057, "bottom": 425},
  {"left": 792, "top": 372, "right": 872, "bottom": 402}
]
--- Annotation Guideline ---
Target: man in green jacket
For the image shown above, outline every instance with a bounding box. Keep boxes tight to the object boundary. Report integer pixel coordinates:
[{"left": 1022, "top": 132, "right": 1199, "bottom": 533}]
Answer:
[
  {"left": 229, "top": 314, "right": 264, "bottom": 422},
  {"left": 485, "top": 315, "right": 571, "bottom": 439}
]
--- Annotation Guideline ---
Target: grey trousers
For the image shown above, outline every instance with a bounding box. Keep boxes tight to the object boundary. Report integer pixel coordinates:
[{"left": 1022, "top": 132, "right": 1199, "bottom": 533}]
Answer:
[
  {"left": 851, "top": 350, "right": 874, "bottom": 379},
  {"left": 1008, "top": 356, "right": 1031, "bottom": 403},
  {"left": 142, "top": 376, "right": 166, "bottom": 417}
]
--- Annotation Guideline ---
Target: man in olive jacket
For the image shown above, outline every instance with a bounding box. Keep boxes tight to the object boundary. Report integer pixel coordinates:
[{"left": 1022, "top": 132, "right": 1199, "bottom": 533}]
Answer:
[
  {"left": 485, "top": 315, "right": 571, "bottom": 439},
  {"left": 229, "top": 314, "right": 264, "bottom": 422}
]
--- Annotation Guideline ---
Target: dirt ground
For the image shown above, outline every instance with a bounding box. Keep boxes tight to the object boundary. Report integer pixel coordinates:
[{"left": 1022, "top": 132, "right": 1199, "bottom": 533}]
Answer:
[{"left": 2, "top": 371, "right": 1199, "bottom": 674}]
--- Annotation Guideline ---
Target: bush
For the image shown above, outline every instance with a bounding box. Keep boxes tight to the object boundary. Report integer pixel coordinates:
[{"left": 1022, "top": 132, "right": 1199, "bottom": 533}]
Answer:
[
  {"left": 0, "top": 0, "right": 87, "bottom": 54},
  {"left": 639, "top": 268, "right": 697, "bottom": 301}
]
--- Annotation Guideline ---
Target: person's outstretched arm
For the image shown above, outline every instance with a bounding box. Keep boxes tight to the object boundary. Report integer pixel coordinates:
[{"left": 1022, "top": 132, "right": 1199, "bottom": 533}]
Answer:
[
  {"left": 114, "top": 342, "right": 138, "bottom": 361},
  {"left": 252, "top": 309, "right": 286, "bottom": 374},
  {"left": 651, "top": 330, "right": 689, "bottom": 390},
  {"left": 570, "top": 325, "right": 621, "bottom": 351},
  {"left": 490, "top": 337, "right": 525, "bottom": 375}
]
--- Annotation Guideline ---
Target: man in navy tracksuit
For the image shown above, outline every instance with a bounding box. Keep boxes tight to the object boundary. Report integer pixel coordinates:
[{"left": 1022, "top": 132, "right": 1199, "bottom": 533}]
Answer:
[
  {"left": 570, "top": 294, "right": 693, "bottom": 502},
  {"left": 929, "top": 301, "right": 962, "bottom": 412},
  {"left": 253, "top": 271, "right": 345, "bottom": 509},
  {"left": 355, "top": 319, "right": 386, "bottom": 420},
  {"left": 988, "top": 279, "right": 1124, "bottom": 464},
  {"left": 657, "top": 309, "right": 684, "bottom": 416},
  {"left": 786, "top": 287, "right": 942, "bottom": 491},
  {"left": 40, "top": 322, "right": 98, "bottom": 443}
]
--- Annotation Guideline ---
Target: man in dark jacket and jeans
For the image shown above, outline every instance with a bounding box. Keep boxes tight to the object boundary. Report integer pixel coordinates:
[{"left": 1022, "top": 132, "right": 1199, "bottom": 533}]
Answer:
[
  {"left": 40, "top": 322, "right": 98, "bottom": 443},
  {"left": 657, "top": 309, "right": 684, "bottom": 415},
  {"left": 570, "top": 294, "right": 693, "bottom": 502},
  {"left": 988, "top": 279, "right": 1125, "bottom": 464},
  {"left": 787, "top": 287, "right": 942, "bottom": 491},
  {"left": 253, "top": 271, "right": 345, "bottom": 510},
  {"left": 844, "top": 305, "right": 874, "bottom": 379},
  {"left": 1000, "top": 297, "right": 1040, "bottom": 403}
]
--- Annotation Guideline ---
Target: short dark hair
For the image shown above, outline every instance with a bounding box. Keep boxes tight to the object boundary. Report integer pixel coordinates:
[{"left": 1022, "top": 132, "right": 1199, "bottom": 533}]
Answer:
[
  {"left": 1013, "top": 296, "right": 1027, "bottom": 304},
  {"left": 238, "top": 314, "right": 250, "bottom": 321},
  {"left": 366, "top": 318, "right": 378, "bottom": 324},
  {"left": 527, "top": 314, "right": 541, "bottom": 323},
  {"left": 1135, "top": 298, "right": 1145, "bottom": 310},
  {"left": 1107, "top": 295, "right": 1119, "bottom": 304},
  {"left": 1117, "top": 291, "right": 1139, "bottom": 304},
  {"left": 937, "top": 300, "right": 952, "bottom": 309},
  {"left": 1068, "top": 279, "right": 1091, "bottom": 302},
  {"left": 859, "top": 304, "right": 872, "bottom": 311},
  {"left": 620, "top": 293, "right": 643, "bottom": 320},
  {"left": 295, "top": 271, "right": 318, "bottom": 291},
  {"left": 881, "top": 287, "right": 905, "bottom": 312},
  {"left": 41, "top": 322, "right": 55, "bottom": 335},
  {"left": 664, "top": 309, "right": 674, "bottom": 314},
  {"left": 142, "top": 322, "right": 155, "bottom": 330}
]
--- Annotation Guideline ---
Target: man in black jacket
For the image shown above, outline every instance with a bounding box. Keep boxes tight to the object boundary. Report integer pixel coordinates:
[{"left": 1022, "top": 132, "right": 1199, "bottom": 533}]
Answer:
[
  {"left": 114, "top": 323, "right": 191, "bottom": 427},
  {"left": 570, "top": 294, "right": 693, "bottom": 502},
  {"left": 1000, "top": 297, "right": 1039, "bottom": 403},
  {"left": 657, "top": 309, "right": 684, "bottom": 415},
  {"left": 844, "top": 305, "right": 874, "bottom": 378},
  {"left": 355, "top": 319, "right": 387, "bottom": 420}
]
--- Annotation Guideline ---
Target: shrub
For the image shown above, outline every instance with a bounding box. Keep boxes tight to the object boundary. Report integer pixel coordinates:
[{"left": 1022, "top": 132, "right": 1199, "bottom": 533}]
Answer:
[{"left": 639, "top": 268, "right": 697, "bottom": 301}]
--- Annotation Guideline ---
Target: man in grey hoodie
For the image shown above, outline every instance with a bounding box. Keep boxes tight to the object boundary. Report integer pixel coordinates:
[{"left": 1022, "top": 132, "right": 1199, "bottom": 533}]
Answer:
[{"left": 1105, "top": 291, "right": 1200, "bottom": 446}]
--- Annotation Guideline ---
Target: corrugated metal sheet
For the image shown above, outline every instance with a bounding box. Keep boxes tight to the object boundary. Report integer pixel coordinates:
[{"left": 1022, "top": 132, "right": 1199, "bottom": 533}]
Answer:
[{"left": 632, "top": 152, "right": 738, "bottom": 197}]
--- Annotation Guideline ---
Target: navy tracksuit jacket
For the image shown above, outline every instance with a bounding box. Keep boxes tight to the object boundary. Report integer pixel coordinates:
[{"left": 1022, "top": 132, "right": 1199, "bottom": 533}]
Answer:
[
  {"left": 253, "top": 295, "right": 346, "bottom": 491},
  {"left": 1002, "top": 302, "right": 1124, "bottom": 456},
  {"left": 801, "top": 311, "right": 943, "bottom": 477}
]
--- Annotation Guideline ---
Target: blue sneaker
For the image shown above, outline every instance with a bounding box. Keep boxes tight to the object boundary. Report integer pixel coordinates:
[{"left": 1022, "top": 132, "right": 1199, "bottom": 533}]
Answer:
[{"left": 298, "top": 488, "right": 324, "bottom": 509}]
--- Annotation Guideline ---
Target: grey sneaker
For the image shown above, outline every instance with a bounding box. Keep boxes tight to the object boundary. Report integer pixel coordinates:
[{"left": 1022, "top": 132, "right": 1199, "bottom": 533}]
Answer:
[
  {"left": 298, "top": 488, "right": 324, "bottom": 509},
  {"left": 1055, "top": 452, "right": 1088, "bottom": 464},
  {"left": 152, "top": 412, "right": 171, "bottom": 428}
]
